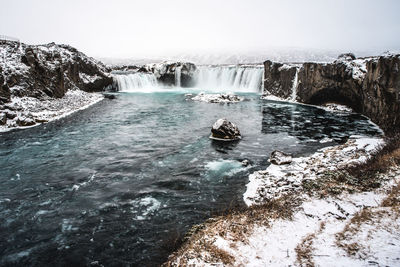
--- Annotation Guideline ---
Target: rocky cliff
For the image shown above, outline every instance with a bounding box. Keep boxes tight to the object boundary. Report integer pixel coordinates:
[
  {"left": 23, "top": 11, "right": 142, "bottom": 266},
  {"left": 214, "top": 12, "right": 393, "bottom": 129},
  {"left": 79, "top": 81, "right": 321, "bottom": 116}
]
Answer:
[
  {"left": 0, "top": 40, "right": 113, "bottom": 105},
  {"left": 0, "top": 40, "right": 113, "bottom": 128},
  {"left": 263, "top": 53, "right": 400, "bottom": 133}
]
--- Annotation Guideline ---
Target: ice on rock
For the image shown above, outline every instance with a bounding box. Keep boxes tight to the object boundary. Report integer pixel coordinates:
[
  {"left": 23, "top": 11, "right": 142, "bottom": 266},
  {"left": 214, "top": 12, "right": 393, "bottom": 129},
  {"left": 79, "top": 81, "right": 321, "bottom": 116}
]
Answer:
[{"left": 191, "top": 92, "right": 244, "bottom": 103}]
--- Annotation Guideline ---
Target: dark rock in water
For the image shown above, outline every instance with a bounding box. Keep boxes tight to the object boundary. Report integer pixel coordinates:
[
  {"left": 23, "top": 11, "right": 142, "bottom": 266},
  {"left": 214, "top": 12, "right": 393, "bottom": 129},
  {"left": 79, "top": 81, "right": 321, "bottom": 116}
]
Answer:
[
  {"left": 211, "top": 118, "right": 241, "bottom": 141},
  {"left": 241, "top": 159, "right": 251, "bottom": 167},
  {"left": 0, "top": 113, "right": 6, "bottom": 125},
  {"left": 269, "top": 150, "right": 292, "bottom": 165},
  {"left": 103, "top": 93, "right": 116, "bottom": 99},
  {"left": 16, "top": 117, "right": 35, "bottom": 127}
]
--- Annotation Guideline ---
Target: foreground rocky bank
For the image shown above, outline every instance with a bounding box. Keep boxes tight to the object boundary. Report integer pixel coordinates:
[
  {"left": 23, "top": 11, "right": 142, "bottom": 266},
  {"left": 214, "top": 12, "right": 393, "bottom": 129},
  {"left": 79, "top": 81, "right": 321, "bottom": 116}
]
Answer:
[
  {"left": 0, "top": 40, "right": 112, "bottom": 130},
  {"left": 165, "top": 135, "right": 400, "bottom": 266}
]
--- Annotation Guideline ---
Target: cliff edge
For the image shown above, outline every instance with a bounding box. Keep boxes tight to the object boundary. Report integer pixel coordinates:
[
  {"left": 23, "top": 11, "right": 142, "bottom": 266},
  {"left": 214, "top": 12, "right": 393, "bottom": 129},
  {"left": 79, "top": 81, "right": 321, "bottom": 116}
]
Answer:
[{"left": 264, "top": 53, "right": 400, "bottom": 133}]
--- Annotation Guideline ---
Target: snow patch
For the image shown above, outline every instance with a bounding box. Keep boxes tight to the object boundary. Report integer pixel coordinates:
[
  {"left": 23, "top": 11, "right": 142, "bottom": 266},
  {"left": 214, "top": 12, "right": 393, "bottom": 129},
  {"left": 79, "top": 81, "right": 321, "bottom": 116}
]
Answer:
[{"left": 0, "top": 90, "right": 104, "bottom": 132}]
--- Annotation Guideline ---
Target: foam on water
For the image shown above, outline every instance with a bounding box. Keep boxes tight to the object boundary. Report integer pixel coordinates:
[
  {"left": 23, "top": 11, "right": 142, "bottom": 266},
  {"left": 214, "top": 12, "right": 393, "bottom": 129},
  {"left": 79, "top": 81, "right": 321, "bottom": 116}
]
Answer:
[
  {"left": 130, "top": 197, "right": 162, "bottom": 220},
  {"left": 205, "top": 159, "right": 245, "bottom": 178}
]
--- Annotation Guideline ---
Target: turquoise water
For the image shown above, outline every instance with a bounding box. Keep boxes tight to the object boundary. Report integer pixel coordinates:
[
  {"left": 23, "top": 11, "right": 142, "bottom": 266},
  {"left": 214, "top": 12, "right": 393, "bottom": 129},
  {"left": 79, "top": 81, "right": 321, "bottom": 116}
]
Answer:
[{"left": 0, "top": 92, "right": 380, "bottom": 266}]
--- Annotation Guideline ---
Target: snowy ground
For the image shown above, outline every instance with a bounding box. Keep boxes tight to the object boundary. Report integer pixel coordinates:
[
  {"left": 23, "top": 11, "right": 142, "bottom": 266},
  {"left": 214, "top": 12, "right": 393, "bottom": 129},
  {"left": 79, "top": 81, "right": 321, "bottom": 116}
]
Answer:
[
  {"left": 218, "top": 179, "right": 400, "bottom": 267},
  {"left": 165, "top": 135, "right": 400, "bottom": 266},
  {"left": 244, "top": 136, "right": 384, "bottom": 206},
  {"left": 0, "top": 90, "right": 104, "bottom": 132}
]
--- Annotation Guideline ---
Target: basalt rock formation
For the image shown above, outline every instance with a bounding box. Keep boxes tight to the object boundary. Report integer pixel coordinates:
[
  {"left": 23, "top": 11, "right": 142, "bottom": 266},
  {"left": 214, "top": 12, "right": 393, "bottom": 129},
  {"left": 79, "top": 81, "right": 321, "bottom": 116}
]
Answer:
[
  {"left": 0, "top": 40, "right": 113, "bottom": 105},
  {"left": 264, "top": 61, "right": 299, "bottom": 100},
  {"left": 263, "top": 53, "right": 400, "bottom": 133},
  {"left": 147, "top": 62, "right": 197, "bottom": 87}
]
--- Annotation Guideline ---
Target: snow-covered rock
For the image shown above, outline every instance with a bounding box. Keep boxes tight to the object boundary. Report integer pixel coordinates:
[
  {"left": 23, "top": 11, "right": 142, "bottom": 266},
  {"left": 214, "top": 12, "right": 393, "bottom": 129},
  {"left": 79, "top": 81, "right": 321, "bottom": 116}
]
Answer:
[
  {"left": 210, "top": 118, "right": 241, "bottom": 141},
  {"left": 0, "top": 40, "right": 112, "bottom": 104},
  {"left": 244, "top": 136, "right": 384, "bottom": 206},
  {"left": 269, "top": 150, "right": 292, "bottom": 165},
  {"left": 263, "top": 53, "right": 400, "bottom": 132},
  {"left": 191, "top": 92, "right": 244, "bottom": 103},
  {"left": 0, "top": 89, "right": 104, "bottom": 132},
  {"left": 0, "top": 40, "right": 113, "bottom": 131}
]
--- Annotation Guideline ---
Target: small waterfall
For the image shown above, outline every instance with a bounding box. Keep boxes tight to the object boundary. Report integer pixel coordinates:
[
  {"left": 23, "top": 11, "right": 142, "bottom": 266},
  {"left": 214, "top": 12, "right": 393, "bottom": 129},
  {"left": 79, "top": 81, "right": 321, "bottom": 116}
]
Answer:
[
  {"left": 195, "top": 66, "right": 263, "bottom": 92},
  {"left": 175, "top": 66, "right": 182, "bottom": 87},
  {"left": 113, "top": 73, "right": 158, "bottom": 92},
  {"left": 291, "top": 68, "right": 299, "bottom": 101}
]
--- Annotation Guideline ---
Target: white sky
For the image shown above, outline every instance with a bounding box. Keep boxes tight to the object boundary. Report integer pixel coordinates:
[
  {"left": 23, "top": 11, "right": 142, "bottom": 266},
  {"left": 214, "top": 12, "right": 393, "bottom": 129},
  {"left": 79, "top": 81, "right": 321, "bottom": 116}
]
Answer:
[{"left": 1, "top": 0, "right": 400, "bottom": 58}]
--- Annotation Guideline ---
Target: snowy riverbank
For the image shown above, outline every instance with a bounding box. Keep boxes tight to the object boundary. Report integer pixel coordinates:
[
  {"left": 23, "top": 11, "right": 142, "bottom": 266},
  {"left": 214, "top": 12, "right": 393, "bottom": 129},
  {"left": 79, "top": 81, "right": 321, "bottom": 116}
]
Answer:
[
  {"left": 0, "top": 90, "right": 104, "bottom": 132},
  {"left": 164, "top": 135, "right": 400, "bottom": 266}
]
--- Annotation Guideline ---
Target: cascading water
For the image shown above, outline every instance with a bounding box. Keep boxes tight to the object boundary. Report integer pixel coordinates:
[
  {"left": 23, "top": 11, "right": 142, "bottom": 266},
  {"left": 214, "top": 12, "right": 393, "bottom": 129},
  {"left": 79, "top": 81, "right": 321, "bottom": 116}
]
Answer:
[
  {"left": 291, "top": 67, "right": 299, "bottom": 102},
  {"left": 175, "top": 66, "right": 182, "bottom": 87},
  {"left": 112, "top": 64, "right": 264, "bottom": 93},
  {"left": 194, "top": 65, "right": 263, "bottom": 92},
  {"left": 114, "top": 72, "right": 158, "bottom": 92}
]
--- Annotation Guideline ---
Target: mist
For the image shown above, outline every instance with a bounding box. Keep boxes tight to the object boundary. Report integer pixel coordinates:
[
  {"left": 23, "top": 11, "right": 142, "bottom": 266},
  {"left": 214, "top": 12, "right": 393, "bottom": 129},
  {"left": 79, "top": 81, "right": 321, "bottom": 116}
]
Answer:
[{"left": 1, "top": 0, "right": 400, "bottom": 61}]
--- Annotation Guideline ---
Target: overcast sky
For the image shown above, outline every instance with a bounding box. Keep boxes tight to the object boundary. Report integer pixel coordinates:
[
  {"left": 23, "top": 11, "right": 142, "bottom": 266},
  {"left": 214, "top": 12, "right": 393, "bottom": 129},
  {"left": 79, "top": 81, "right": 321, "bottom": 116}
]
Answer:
[{"left": 1, "top": 0, "right": 400, "bottom": 59}]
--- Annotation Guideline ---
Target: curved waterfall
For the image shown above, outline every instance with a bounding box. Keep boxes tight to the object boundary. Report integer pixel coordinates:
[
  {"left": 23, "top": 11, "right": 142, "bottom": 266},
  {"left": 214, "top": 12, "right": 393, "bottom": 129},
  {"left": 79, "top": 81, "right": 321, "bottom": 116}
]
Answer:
[
  {"left": 194, "top": 65, "right": 263, "bottom": 92},
  {"left": 114, "top": 72, "right": 158, "bottom": 92},
  {"left": 113, "top": 65, "right": 264, "bottom": 92}
]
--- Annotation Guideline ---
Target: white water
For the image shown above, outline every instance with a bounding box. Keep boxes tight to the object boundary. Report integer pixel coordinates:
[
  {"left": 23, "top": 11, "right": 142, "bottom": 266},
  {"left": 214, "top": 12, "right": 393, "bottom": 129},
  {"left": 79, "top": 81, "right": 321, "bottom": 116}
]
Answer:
[
  {"left": 113, "top": 65, "right": 264, "bottom": 93},
  {"left": 291, "top": 68, "right": 299, "bottom": 102},
  {"left": 175, "top": 66, "right": 182, "bottom": 87},
  {"left": 115, "top": 72, "right": 158, "bottom": 92},
  {"left": 195, "top": 66, "right": 263, "bottom": 92}
]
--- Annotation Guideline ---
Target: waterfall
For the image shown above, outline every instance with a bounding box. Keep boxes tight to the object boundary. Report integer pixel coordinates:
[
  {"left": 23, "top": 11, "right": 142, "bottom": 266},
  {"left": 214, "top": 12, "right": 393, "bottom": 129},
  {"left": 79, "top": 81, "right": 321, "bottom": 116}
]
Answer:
[
  {"left": 175, "top": 66, "right": 182, "bottom": 87},
  {"left": 195, "top": 65, "right": 263, "bottom": 92},
  {"left": 113, "top": 73, "right": 158, "bottom": 92},
  {"left": 112, "top": 64, "right": 264, "bottom": 93},
  {"left": 291, "top": 68, "right": 299, "bottom": 101}
]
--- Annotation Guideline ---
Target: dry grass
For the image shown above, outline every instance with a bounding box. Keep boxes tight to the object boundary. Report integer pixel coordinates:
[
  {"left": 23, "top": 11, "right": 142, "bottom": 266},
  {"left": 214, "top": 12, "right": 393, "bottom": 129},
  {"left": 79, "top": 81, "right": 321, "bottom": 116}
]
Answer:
[
  {"left": 336, "top": 178, "right": 400, "bottom": 258},
  {"left": 382, "top": 178, "right": 400, "bottom": 208},
  {"left": 295, "top": 221, "right": 326, "bottom": 267},
  {"left": 303, "top": 133, "right": 400, "bottom": 198},
  {"left": 343, "top": 133, "right": 400, "bottom": 186},
  {"left": 335, "top": 208, "right": 372, "bottom": 257},
  {"left": 163, "top": 194, "right": 301, "bottom": 266}
]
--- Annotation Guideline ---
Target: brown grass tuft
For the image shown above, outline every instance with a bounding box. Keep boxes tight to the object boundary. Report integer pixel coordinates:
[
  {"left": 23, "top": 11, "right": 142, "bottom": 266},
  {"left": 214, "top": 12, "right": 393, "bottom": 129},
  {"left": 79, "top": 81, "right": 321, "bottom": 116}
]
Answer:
[
  {"left": 295, "top": 221, "right": 326, "bottom": 267},
  {"left": 303, "top": 133, "right": 400, "bottom": 198}
]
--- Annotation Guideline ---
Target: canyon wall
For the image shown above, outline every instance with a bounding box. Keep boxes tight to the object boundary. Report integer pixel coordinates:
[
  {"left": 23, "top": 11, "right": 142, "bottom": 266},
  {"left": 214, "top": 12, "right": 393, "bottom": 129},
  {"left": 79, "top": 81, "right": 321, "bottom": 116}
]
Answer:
[
  {"left": 264, "top": 54, "right": 400, "bottom": 133},
  {"left": 0, "top": 41, "right": 113, "bottom": 105}
]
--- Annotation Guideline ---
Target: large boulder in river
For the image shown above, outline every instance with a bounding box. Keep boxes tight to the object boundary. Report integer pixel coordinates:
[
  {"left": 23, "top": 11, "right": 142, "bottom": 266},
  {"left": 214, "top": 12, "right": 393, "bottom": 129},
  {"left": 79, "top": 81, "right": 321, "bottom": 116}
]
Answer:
[
  {"left": 269, "top": 150, "right": 292, "bottom": 165},
  {"left": 210, "top": 118, "right": 241, "bottom": 141}
]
